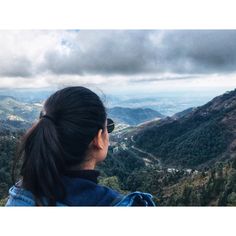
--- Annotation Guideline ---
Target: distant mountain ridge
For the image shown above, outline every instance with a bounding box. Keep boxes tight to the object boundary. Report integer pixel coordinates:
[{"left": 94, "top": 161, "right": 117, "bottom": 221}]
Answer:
[
  {"left": 0, "top": 96, "right": 165, "bottom": 129},
  {"left": 0, "top": 96, "right": 42, "bottom": 131},
  {"left": 0, "top": 95, "right": 16, "bottom": 100},
  {"left": 107, "top": 106, "right": 165, "bottom": 125}
]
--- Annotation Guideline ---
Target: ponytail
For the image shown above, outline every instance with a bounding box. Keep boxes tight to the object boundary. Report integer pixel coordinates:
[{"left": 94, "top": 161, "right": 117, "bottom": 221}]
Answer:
[{"left": 13, "top": 117, "right": 66, "bottom": 206}]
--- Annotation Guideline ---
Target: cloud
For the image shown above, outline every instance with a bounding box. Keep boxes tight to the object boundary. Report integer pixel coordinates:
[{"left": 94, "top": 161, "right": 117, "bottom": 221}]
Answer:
[
  {"left": 41, "top": 30, "right": 236, "bottom": 76},
  {"left": 0, "top": 56, "right": 32, "bottom": 77},
  {"left": 0, "top": 30, "right": 72, "bottom": 77},
  {"left": 41, "top": 30, "right": 158, "bottom": 76},
  {"left": 159, "top": 30, "right": 236, "bottom": 74},
  {"left": 129, "top": 74, "right": 201, "bottom": 83},
  {"left": 1, "top": 30, "right": 236, "bottom": 91}
]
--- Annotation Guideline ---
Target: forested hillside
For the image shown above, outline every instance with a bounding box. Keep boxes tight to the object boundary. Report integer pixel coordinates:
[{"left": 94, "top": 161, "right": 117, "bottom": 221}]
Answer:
[
  {"left": 98, "top": 148, "right": 236, "bottom": 206},
  {"left": 134, "top": 89, "right": 236, "bottom": 168},
  {"left": 1, "top": 137, "right": 236, "bottom": 206},
  {"left": 0, "top": 129, "right": 23, "bottom": 201}
]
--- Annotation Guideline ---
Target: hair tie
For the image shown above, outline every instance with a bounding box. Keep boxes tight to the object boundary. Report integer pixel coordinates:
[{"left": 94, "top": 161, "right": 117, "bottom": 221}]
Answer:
[
  {"left": 39, "top": 110, "right": 56, "bottom": 123},
  {"left": 41, "top": 115, "right": 56, "bottom": 123}
]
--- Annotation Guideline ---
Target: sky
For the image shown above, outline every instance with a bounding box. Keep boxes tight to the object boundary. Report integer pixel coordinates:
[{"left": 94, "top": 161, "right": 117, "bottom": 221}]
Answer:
[{"left": 0, "top": 30, "right": 236, "bottom": 97}]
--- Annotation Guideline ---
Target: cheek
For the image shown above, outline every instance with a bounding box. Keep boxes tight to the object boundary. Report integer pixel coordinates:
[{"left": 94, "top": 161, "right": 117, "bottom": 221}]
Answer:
[
  {"left": 104, "top": 133, "right": 110, "bottom": 153},
  {"left": 104, "top": 129, "right": 109, "bottom": 143}
]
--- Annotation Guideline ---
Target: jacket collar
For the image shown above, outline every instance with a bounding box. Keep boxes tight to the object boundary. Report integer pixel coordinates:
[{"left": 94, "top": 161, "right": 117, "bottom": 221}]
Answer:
[
  {"left": 63, "top": 169, "right": 100, "bottom": 184},
  {"left": 61, "top": 176, "right": 122, "bottom": 206}
]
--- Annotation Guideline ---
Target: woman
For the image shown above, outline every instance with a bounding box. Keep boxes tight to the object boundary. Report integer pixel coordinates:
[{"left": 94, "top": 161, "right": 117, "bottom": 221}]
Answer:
[{"left": 6, "top": 86, "right": 155, "bottom": 206}]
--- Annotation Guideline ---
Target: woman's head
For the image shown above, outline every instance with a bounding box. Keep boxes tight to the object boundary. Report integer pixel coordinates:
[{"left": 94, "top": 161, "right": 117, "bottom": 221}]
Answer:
[
  {"left": 13, "top": 86, "right": 113, "bottom": 205},
  {"left": 41, "top": 86, "right": 109, "bottom": 166}
]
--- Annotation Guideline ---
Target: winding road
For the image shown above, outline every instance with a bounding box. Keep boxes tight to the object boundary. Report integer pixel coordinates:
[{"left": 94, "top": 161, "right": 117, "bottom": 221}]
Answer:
[{"left": 130, "top": 135, "right": 162, "bottom": 168}]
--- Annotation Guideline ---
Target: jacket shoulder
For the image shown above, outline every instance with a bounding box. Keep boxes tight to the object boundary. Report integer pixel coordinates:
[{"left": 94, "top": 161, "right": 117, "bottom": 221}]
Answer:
[
  {"left": 5, "top": 186, "right": 35, "bottom": 206},
  {"left": 114, "top": 191, "right": 156, "bottom": 206}
]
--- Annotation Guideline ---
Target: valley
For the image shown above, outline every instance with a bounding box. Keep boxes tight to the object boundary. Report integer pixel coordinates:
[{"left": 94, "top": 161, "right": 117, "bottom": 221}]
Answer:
[{"left": 0, "top": 89, "right": 236, "bottom": 206}]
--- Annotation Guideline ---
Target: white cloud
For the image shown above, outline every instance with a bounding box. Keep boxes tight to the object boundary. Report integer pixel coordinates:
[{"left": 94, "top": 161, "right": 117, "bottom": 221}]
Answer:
[
  {"left": 0, "top": 30, "right": 236, "bottom": 95},
  {"left": 0, "top": 30, "right": 75, "bottom": 76}
]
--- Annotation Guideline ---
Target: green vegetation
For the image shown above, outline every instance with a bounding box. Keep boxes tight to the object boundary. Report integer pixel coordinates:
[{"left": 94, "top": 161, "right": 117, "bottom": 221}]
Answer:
[
  {"left": 1, "top": 130, "right": 236, "bottom": 206},
  {"left": 98, "top": 148, "right": 236, "bottom": 206},
  {"left": 98, "top": 148, "right": 146, "bottom": 190},
  {"left": 0, "top": 129, "right": 24, "bottom": 205},
  {"left": 135, "top": 110, "right": 233, "bottom": 168}
]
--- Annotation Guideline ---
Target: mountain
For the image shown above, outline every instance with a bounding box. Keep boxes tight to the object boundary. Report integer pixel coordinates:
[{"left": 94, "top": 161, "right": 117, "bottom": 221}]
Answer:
[
  {"left": 106, "top": 94, "right": 214, "bottom": 116},
  {"left": 0, "top": 95, "right": 42, "bottom": 122},
  {"left": 0, "top": 88, "right": 54, "bottom": 103},
  {"left": 0, "top": 120, "right": 32, "bottom": 132},
  {"left": 107, "top": 107, "right": 165, "bottom": 125},
  {"left": 129, "top": 89, "right": 236, "bottom": 169},
  {"left": 0, "top": 96, "right": 165, "bottom": 127}
]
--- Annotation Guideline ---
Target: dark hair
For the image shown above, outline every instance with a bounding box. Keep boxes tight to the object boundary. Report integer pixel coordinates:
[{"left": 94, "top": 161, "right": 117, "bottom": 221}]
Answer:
[{"left": 12, "top": 86, "right": 107, "bottom": 205}]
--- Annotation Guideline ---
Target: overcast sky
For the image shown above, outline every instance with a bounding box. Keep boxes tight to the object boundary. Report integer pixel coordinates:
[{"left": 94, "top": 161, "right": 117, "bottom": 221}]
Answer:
[{"left": 0, "top": 30, "right": 236, "bottom": 96}]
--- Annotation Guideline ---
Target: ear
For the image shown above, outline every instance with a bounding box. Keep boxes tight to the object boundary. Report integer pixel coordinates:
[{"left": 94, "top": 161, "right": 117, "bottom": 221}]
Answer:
[{"left": 92, "top": 129, "right": 104, "bottom": 149}]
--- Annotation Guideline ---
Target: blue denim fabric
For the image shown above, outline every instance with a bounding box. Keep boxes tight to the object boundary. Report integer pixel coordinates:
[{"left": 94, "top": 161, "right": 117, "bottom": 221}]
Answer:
[
  {"left": 5, "top": 178, "right": 155, "bottom": 206},
  {"left": 5, "top": 178, "right": 122, "bottom": 206},
  {"left": 5, "top": 185, "right": 36, "bottom": 206},
  {"left": 115, "top": 192, "right": 155, "bottom": 206},
  {"left": 5, "top": 185, "right": 67, "bottom": 206}
]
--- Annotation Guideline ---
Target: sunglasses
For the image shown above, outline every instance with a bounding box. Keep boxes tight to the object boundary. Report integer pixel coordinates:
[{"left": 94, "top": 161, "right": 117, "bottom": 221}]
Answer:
[{"left": 107, "top": 118, "right": 115, "bottom": 133}]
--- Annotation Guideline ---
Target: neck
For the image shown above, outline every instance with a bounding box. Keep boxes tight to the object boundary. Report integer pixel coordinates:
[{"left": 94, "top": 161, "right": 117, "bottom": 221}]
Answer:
[
  {"left": 80, "top": 160, "right": 96, "bottom": 170},
  {"left": 68, "top": 159, "right": 97, "bottom": 171}
]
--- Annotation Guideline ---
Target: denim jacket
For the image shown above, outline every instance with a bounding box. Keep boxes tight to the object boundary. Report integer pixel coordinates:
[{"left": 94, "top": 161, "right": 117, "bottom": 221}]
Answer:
[
  {"left": 5, "top": 185, "right": 155, "bottom": 206},
  {"left": 5, "top": 176, "right": 155, "bottom": 207}
]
